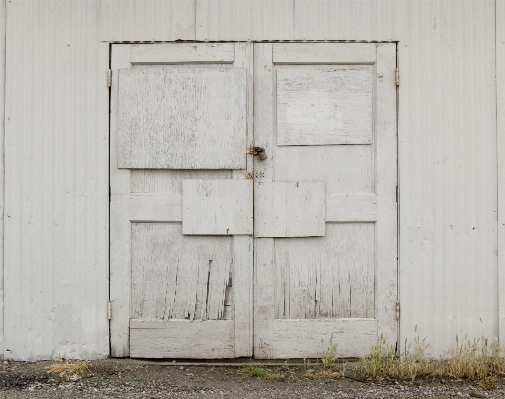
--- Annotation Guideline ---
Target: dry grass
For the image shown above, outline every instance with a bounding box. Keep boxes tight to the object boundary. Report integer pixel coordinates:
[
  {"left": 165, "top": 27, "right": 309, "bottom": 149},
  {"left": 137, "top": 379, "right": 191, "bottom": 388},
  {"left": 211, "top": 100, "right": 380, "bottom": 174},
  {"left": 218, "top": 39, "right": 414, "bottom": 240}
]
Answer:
[
  {"left": 355, "top": 331, "right": 505, "bottom": 389},
  {"left": 45, "top": 359, "right": 90, "bottom": 378}
]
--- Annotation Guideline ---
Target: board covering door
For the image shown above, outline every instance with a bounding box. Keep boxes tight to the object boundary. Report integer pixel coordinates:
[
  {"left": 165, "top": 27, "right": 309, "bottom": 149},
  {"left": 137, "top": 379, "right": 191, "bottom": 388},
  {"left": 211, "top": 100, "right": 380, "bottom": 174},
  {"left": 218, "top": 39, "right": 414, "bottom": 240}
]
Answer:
[
  {"left": 253, "top": 43, "right": 397, "bottom": 358},
  {"left": 110, "top": 43, "right": 253, "bottom": 358}
]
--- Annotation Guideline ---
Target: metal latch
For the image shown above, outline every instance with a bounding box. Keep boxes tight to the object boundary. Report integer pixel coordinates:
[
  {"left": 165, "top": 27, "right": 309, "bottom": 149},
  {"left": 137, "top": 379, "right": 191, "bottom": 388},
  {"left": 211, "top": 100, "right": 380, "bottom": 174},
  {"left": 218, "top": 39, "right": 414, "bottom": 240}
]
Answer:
[{"left": 247, "top": 146, "right": 267, "bottom": 161}]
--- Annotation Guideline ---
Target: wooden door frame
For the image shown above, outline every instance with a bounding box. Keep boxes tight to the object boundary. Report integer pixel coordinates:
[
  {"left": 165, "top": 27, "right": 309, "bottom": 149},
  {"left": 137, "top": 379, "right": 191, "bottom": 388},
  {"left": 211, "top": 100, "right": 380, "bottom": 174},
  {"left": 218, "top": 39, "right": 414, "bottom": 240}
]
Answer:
[{"left": 107, "top": 41, "right": 399, "bottom": 358}]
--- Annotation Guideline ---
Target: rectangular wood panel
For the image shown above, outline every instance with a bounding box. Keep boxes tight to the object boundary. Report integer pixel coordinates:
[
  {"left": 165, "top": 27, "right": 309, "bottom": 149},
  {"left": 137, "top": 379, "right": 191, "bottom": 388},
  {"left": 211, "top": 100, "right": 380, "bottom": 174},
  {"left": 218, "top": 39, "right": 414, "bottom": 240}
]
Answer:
[
  {"left": 130, "top": 42, "right": 235, "bottom": 64},
  {"left": 129, "top": 194, "right": 182, "bottom": 222},
  {"left": 326, "top": 194, "right": 377, "bottom": 222},
  {"left": 271, "top": 319, "right": 377, "bottom": 358},
  {"left": 182, "top": 180, "right": 253, "bottom": 235},
  {"left": 255, "top": 181, "right": 325, "bottom": 237},
  {"left": 118, "top": 68, "right": 247, "bottom": 169},
  {"left": 273, "top": 43, "right": 377, "bottom": 64},
  {"left": 130, "top": 320, "right": 234, "bottom": 358},
  {"left": 274, "top": 223, "right": 375, "bottom": 319},
  {"left": 131, "top": 223, "right": 234, "bottom": 321},
  {"left": 276, "top": 67, "right": 373, "bottom": 145}
]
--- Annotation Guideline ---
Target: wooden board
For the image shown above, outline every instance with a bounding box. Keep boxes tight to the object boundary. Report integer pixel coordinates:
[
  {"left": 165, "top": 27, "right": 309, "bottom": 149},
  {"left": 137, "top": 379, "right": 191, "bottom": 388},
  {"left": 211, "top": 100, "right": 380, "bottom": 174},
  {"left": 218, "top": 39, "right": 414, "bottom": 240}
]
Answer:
[
  {"left": 326, "top": 194, "right": 377, "bottom": 222},
  {"left": 110, "top": 42, "right": 254, "bottom": 358},
  {"left": 182, "top": 180, "right": 253, "bottom": 235},
  {"left": 270, "top": 319, "right": 377, "bottom": 358},
  {"left": 277, "top": 67, "right": 373, "bottom": 145},
  {"left": 117, "top": 68, "right": 247, "bottom": 169},
  {"left": 131, "top": 223, "right": 234, "bottom": 321},
  {"left": 274, "top": 223, "right": 375, "bottom": 319},
  {"left": 130, "top": 320, "right": 234, "bottom": 358},
  {"left": 273, "top": 43, "right": 377, "bottom": 64},
  {"left": 254, "top": 182, "right": 325, "bottom": 238}
]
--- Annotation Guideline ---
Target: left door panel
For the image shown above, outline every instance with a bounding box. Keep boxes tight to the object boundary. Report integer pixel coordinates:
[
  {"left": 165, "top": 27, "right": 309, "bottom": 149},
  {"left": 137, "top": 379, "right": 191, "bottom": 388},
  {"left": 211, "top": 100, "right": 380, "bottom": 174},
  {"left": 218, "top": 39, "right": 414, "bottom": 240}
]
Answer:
[{"left": 110, "top": 43, "right": 253, "bottom": 358}]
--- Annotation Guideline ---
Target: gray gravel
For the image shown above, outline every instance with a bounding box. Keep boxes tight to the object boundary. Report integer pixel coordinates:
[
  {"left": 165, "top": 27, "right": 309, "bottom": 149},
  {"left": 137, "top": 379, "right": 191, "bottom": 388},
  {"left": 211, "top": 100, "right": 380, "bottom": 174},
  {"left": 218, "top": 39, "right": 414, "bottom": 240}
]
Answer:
[{"left": 0, "top": 359, "right": 504, "bottom": 398}]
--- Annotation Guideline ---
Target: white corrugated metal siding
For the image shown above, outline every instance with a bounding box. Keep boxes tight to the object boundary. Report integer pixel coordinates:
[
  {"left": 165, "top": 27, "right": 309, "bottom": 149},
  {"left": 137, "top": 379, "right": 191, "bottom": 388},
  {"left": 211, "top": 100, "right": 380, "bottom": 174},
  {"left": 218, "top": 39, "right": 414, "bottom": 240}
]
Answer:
[
  {"left": 4, "top": 0, "right": 109, "bottom": 360},
  {"left": 0, "top": 0, "right": 5, "bottom": 358},
  {"left": 2, "top": 0, "right": 502, "bottom": 359}
]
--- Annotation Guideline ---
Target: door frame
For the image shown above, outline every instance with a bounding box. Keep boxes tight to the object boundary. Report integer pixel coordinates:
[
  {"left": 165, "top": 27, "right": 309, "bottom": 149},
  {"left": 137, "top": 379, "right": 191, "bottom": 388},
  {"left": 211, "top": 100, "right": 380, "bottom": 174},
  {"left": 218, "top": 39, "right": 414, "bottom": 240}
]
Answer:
[{"left": 108, "top": 41, "right": 399, "bottom": 358}]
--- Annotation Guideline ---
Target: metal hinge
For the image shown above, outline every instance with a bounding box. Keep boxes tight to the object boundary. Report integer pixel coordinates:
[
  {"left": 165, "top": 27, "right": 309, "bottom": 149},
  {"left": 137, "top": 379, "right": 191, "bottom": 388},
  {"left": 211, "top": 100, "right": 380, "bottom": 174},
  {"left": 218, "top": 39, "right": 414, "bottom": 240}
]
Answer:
[
  {"left": 109, "top": 185, "right": 111, "bottom": 203},
  {"left": 107, "top": 69, "right": 112, "bottom": 87},
  {"left": 396, "top": 185, "right": 398, "bottom": 202},
  {"left": 395, "top": 68, "right": 399, "bottom": 86},
  {"left": 396, "top": 301, "right": 400, "bottom": 320},
  {"left": 108, "top": 301, "right": 112, "bottom": 320}
]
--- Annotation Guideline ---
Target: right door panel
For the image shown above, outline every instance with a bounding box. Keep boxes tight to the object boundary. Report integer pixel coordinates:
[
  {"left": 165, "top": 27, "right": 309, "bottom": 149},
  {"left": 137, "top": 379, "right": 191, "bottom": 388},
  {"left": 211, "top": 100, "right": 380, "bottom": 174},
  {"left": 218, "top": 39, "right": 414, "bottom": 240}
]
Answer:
[{"left": 253, "top": 43, "right": 397, "bottom": 358}]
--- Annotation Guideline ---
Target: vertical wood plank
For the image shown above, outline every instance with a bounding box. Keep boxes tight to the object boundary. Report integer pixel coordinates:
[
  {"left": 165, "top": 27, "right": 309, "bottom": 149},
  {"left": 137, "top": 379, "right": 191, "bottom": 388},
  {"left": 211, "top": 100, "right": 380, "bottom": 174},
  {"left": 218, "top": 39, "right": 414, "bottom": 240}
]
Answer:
[
  {"left": 232, "top": 42, "right": 254, "bottom": 357},
  {"left": 375, "top": 43, "right": 398, "bottom": 346},
  {"left": 497, "top": 0, "right": 505, "bottom": 347},
  {"left": 253, "top": 43, "right": 275, "bottom": 358},
  {"left": 110, "top": 45, "right": 132, "bottom": 357}
]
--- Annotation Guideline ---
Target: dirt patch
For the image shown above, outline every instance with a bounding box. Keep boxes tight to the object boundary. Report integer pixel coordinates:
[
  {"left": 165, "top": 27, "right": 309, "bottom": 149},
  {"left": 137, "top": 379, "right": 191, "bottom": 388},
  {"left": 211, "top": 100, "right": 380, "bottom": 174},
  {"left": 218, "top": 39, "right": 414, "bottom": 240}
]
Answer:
[{"left": 0, "top": 358, "right": 504, "bottom": 398}]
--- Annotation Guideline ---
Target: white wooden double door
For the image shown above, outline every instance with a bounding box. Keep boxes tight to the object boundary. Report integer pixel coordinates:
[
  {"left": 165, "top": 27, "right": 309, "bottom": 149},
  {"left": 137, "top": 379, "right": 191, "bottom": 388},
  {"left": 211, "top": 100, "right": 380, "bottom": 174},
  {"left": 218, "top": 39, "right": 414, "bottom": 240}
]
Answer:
[{"left": 110, "top": 42, "right": 397, "bottom": 359}]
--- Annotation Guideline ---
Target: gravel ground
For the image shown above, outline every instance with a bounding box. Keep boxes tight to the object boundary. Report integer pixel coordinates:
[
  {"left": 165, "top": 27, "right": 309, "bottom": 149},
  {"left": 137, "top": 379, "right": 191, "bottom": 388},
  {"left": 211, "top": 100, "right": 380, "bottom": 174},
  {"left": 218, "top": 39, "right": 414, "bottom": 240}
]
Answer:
[{"left": 0, "top": 359, "right": 504, "bottom": 398}]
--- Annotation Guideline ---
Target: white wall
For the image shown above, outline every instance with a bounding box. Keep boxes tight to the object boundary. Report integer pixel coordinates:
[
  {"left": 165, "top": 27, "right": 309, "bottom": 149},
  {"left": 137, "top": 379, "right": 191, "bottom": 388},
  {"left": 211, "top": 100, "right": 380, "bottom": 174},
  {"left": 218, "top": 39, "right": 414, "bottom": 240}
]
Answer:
[
  {"left": 3, "top": 0, "right": 502, "bottom": 359},
  {"left": 4, "top": 0, "right": 109, "bottom": 360},
  {"left": 0, "top": 0, "right": 5, "bottom": 359}
]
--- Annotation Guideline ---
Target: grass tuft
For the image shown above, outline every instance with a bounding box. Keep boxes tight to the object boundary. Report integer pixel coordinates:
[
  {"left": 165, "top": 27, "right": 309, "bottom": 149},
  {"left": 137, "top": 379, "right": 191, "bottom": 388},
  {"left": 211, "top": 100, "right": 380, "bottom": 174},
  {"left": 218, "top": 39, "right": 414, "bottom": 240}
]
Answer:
[
  {"left": 355, "top": 329, "right": 505, "bottom": 389},
  {"left": 45, "top": 359, "right": 90, "bottom": 378}
]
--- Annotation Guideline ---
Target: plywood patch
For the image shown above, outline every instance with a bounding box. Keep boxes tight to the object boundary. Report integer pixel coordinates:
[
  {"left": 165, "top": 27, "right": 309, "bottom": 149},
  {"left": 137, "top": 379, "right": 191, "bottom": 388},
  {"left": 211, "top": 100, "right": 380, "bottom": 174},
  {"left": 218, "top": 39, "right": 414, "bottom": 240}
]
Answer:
[
  {"left": 131, "top": 223, "right": 234, "bottom": 321},
  {"left": 118, "top": 68, "right": 247, "bottom": 169},
  {"left": 276, "top": 67, "right": 373, "bottom": 145},
  {"left": 274, "top": 223, "right": 375, "bottom": 319}
]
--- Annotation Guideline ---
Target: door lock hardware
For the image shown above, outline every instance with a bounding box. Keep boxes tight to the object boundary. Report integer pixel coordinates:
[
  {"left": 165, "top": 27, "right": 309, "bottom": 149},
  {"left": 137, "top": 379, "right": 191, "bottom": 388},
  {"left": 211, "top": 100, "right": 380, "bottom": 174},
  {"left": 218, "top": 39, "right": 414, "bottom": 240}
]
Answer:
[{"left": 247, "top": 146, "right": 267, "bottom": 161}]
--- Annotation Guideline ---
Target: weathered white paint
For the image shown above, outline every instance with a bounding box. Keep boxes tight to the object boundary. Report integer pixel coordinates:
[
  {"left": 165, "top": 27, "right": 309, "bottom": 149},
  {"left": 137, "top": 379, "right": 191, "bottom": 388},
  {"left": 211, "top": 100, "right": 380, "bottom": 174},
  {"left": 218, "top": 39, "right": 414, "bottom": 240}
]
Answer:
[
  {"left": 326, "top": 194, "right": 377, "bottom": 222},
  {"left": 117, "top": 68, "right": 247, "bottom": 169},
  {"left": 497, "top": 0, "right": 505, "bottom": 348},
  {"left": 274, "top": 224, "right": 375, "bottom": 319},
  {"left": 254, "top": 181, "right": 326, "bottom": 238},
  {"left": 110, "top": 42, "right": 254, "bottom": 358},
  {"left": 252, "top": 42, "right": 396, "bottom": 358},
  {"left": 4, "top": 0, "right": 109, "bottom": 360},
  {"left": 3, "top": 0, "right": 501, "bottom": 359},
  {"left": 276, "top": 67, "right": 374, "bottom": 146},
  {"left": 129, "top": 194, "right": 182, "bottom": 222},
  {"left": 272, "top": 42, "right": 376, "bottom": 64},
  {"left": 130, "top": 42, "right": 234, "bottom": 64},
  {"left": 183, "top": 180, "right": 253, "bottom": 235},
  {"left": 130, "top": 223, "right": 233, "bottom": 320},
  {"left": 130, "top": 320, "right": 234, "bottom": 359},
  {"left": 270, "top": 319, "right": 377, "bottom": 359}
]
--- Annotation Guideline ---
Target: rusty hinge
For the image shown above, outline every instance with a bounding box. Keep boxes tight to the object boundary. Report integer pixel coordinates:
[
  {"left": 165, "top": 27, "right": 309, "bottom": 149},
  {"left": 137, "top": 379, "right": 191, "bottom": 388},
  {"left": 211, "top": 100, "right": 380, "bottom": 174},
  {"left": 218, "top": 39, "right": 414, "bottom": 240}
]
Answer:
[
  {"left": 395, "top": 68, "right": 399, "bottom": 86},
  {"left": 108, "top": 301, "right": 112, "bottom": 320},
  {"left": 396, "top": 301, "right": 400, "bottom": 320},
  {"left": 107, "top": 69, "right": 112, "bottom": 87}
]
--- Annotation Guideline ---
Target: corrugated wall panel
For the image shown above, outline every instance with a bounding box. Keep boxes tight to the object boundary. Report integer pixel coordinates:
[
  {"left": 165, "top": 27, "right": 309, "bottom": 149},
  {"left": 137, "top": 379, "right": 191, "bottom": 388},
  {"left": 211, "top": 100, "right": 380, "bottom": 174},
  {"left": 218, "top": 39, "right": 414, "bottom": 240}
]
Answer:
[
  {"left": 0, "top": 0, "right": 5, "bottom": 358},
  {"left": 196, "top": 0, "right": 294, "bottom": 41},
  {"left": 2, "top": 0, "right": 500, "bottom": 359},
  {"left": 101, "top": 0, "right": 195, "bottom": 42},
  {"left": 4, "top": 0, "right": 109, "bottom": 360},
  {"left": 498, "top": 0, "right": 505, "bottom": 347}
]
